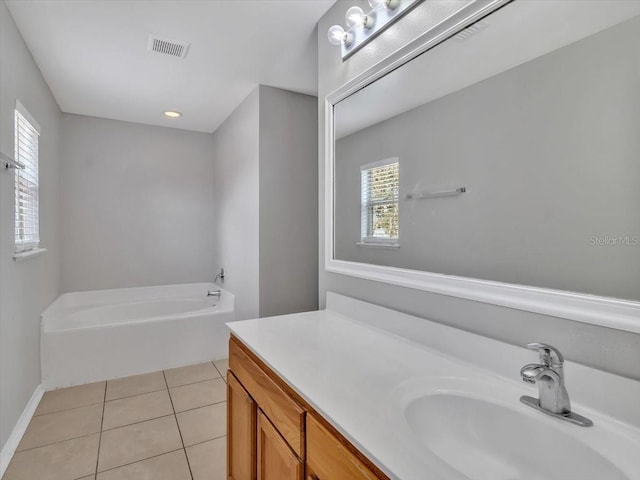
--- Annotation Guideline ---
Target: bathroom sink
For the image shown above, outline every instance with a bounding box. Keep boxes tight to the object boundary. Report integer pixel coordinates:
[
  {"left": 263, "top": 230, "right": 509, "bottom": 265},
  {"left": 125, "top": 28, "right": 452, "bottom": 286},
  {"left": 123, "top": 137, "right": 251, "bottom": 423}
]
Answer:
[{"left": 398, "top": 377, "right": 637, "bottom": 480}]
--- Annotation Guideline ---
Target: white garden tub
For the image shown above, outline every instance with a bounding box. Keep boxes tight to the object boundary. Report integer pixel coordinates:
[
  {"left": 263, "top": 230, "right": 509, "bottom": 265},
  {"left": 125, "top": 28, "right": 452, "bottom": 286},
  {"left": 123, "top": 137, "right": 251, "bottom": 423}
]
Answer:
[{"left": 41, "top": 283, "right": 235, "bottom": 389}]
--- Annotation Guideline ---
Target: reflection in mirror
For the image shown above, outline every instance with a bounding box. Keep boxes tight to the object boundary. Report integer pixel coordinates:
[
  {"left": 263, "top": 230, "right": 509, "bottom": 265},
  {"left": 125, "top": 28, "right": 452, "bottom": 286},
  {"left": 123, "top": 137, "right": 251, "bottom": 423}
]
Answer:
[{"left": 333, "top": 1, "right": 640, "bottom": 302}]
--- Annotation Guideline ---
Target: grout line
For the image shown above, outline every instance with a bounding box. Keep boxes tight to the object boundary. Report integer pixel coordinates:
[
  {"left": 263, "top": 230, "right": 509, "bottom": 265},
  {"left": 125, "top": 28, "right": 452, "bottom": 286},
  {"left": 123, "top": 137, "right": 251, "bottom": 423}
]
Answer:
[
  {"left": 41, "top": 361, "right": 227, "bottom": 408},
  {"left": 92, "top": 435, "right": 228, "bottom": 476},
  {"left": 13, "top": 431, "right": 101, "bottom": 454},
  {"left": 14, "top": 404, "right": 226, "bottom": 455},
  {"left": 95, "top": 447, "right": 185, "bottom": 475},
  {"left": 26, "top": 400, "right": 229, "bottom": 442},
  {"left": 105, "top": 387, "right": 169, "bottom": 405},
  {"left": 30, "top": 401, "right": 104, "bottom": 418},
  {"left": 211, "top": 361, "right": 223, "bottom": 378},
  {"left": 105, "top": 374, "right": 222, "bottom": 403},
  {"left": 95, "top": 381, "right": 107, "bottom": 476},
  {"left": 173, "top": 399, "right": 227, "bottom": 416},
  {"left": 211, "top": 360, "right": 228, "bottom": 378},
  {"left": 100, "top": 413, "right": 176, "bottom": 433},
  {"left": 15, "top": 377, "right": 228, "bottom": 453},
  {"left": 33, "top": 399, "right": 105, "bottom": 417},
  {"left": 98, "top": 400, "right": 228, "bottom": 433},
  {"left": 105, "top": 385, "right": 167, "bottom": 403},
  {"left": 163, "top": 370, "right": 194, "bottom": 480},
  {"left": 184, "top": 433, "right": 227, "bottom": 450},
  {"left": 165, "top": 374, "right": 223, "bottom": 390},
  {"left": 166, "top": 375, "right": 225, "bottom": 392}
]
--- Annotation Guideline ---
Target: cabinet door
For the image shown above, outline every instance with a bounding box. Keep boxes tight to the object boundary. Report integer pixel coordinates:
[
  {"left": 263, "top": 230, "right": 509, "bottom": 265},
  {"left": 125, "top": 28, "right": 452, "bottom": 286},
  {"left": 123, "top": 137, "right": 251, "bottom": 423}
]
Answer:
[
  {"left": 229, "top": 337, "right": 305, "bottom": 456},
  {"left": 257, "top": 410, "right": 303, "bottom": 480},
  {"left": 228, "top": 372, "right": 257, "bottom": 480},
  {"left": 306, "top": 414, "right": 381, "bottom": 480}
]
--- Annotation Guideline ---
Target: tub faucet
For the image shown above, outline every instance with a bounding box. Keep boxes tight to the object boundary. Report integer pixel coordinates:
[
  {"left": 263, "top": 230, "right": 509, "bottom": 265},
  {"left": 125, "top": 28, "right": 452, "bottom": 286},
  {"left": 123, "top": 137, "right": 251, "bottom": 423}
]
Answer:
[
  {"left": 214, "top": 268, "right": 224, "bottom": 284},
  {"left": 207, "top": 289, "right": 221, "bottom": 298},
  {"left": 519, "top": 342, "right": 592, "bottom": 426}
]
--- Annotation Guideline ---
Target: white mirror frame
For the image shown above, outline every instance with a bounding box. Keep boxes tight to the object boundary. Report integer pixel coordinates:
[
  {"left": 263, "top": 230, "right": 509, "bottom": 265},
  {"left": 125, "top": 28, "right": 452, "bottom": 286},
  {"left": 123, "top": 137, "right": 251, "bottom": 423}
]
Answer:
[{"left": 324, "top": 0, "right": 640, "bottom": 334}]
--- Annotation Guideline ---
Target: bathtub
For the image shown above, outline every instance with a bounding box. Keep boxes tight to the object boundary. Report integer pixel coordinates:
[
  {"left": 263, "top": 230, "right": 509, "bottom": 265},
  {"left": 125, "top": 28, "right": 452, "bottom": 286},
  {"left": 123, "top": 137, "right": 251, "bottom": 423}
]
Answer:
[{"left": 41, "top": 283, "right": 235, "bottom": 389}]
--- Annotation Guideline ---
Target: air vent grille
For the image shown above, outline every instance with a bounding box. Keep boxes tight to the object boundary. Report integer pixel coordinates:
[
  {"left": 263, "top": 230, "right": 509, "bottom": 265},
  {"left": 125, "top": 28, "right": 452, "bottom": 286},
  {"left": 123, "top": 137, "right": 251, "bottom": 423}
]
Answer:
[
  {"left": 147, "top": 34, "right": 190, "bottom": 59},
  {"left": 454, "top": 21, "right": 489, "bottom": 41}
]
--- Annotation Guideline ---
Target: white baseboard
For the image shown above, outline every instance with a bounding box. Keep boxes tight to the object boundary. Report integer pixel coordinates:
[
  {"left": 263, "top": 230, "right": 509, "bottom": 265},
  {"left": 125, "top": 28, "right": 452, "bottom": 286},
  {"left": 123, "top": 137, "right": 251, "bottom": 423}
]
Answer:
[{"left": 0, "top": 385, "right": 44, "bottom": 478}]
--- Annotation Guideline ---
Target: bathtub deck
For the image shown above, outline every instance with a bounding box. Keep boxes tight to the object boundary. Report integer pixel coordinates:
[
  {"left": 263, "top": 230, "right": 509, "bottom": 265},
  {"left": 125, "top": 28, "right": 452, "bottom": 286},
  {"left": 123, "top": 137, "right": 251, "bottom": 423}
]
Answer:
[{"left": 2, "top": 359, "right": 229, "bottom": 480}]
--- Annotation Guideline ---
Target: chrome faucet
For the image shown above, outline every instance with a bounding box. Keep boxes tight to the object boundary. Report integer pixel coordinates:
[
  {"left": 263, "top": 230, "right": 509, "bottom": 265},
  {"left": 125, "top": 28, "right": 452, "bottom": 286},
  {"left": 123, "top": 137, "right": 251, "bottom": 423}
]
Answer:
[
  {"left": 207, "top": 289, "right": 221, "bottom": 298},
  {"left": 520, "top": 342, "right": 592, "bottom": 427},
  {"left": 520, "top": 343, "right": 570, "bottom": 414},
  {"left": 214, "top": 268, "right": 224, "bottom": 284}
]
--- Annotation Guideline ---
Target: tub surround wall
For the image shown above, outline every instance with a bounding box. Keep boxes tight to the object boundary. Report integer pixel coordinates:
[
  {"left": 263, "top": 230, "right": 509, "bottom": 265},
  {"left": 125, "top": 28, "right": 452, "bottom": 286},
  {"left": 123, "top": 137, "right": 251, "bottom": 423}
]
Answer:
[
  {"left": 212, "top": 85, "right": 318, "bottom": 320},
  {"left": 60, "top": 114, "right": 216, "bottom": 292},
  {"left": 211, "top": 89, "right": 261, "bottom": 320},
  {"left": 317, "top": 0, "right": 640, "bottom": 380}
]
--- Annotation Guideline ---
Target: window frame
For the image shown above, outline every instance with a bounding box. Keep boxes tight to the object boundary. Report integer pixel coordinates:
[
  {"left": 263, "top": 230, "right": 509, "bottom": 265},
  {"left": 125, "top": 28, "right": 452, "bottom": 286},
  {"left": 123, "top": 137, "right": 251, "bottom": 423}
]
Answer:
[
  {"left": 359, "top": 157, "right": 399, "bottom": 246},
  {"left": 14, "top": 100, "right": 41, "bottom": 255}
]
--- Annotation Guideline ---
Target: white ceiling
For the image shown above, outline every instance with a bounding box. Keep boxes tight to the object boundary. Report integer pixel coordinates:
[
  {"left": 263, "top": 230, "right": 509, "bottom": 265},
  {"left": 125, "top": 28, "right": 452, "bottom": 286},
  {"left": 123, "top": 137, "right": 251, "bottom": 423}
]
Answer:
[
  {"left": 336, "top": 0, "right": 640, "bottom": 138},
  {"left": 6, "top": 0, "right": 335, "bottom": 133}
]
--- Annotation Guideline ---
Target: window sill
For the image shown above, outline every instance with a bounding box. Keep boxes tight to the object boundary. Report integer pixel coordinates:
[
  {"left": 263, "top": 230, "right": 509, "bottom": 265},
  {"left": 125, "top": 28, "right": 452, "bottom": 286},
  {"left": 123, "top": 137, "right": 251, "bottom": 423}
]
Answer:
[
  {"left": 356, "top": 242, "right": 400, "bottom": 249},
  {"left": 13, "top": 248, "right": 47, "bottom": 262}
]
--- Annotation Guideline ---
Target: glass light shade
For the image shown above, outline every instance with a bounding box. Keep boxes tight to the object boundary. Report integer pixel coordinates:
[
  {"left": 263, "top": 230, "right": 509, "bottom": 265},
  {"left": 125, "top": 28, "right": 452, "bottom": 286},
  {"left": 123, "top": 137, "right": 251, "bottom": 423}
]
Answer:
[
  {"left": 327, "top": 25, "right": 346, "bottom": 46},
  {"left": 368, "top": 0, "right": 400, "bottom": 9},
  {"left": 345, "top": 6, "right": 366, "bottom": 28}
]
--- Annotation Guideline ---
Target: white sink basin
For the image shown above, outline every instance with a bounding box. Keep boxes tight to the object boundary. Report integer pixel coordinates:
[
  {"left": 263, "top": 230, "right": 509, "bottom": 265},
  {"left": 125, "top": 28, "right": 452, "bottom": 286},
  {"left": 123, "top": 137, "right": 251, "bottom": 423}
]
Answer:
[{"left": 397, "top": 376, "right": 640, "bottom": 480}]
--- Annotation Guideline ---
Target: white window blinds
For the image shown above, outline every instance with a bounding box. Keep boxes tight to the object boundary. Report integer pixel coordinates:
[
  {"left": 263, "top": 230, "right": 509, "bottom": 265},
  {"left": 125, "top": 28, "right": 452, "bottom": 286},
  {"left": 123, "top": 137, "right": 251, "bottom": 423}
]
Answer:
[
  {"left": 360, "top": 157, "right": 399, "bottom": 244},
  {"left": 14, "top": 102, "right": 40, "bottom": 253}
]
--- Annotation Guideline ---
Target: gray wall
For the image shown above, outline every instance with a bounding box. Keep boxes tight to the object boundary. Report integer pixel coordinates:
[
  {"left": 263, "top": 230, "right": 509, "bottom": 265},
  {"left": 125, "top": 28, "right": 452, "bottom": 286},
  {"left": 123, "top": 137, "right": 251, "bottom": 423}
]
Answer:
[
  {"left": 211, "top": 89, "right": 261, "bottom": 321},
  {"left": 212, "top": 85, "right": 319, "bottom": 320},
  {"left": 318, "top": 0, "right": 640, "bottom": 380},
  {"left": 60, "top": 114, "right": 216, "bottom": 292},
  {"left": 0, "top": 0, "right": 62, "bottom": 449},
  {"left": 334, "top": 16, "right": 640, "bottom": 301},
  {"left": 259, "top": 86, "right": 318, "bottom": 317}
]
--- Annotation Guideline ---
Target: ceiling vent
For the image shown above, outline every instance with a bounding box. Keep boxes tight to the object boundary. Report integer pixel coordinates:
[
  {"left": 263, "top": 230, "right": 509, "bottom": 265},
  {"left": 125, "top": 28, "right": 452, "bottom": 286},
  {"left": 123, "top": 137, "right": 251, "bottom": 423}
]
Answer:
[
  {"left": 147, "top": 34, "right": 190, "bottom": 59},
  {"left": 453, "top": 20, "right": 489, "bottom": 41}
]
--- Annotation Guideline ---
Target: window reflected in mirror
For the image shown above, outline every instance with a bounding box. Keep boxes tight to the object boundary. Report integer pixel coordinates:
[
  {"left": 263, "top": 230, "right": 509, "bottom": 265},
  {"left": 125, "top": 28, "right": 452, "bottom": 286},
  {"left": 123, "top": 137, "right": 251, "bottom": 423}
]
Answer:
[{"left": 332, "top": 1, "right": 640, "bottom": 301}]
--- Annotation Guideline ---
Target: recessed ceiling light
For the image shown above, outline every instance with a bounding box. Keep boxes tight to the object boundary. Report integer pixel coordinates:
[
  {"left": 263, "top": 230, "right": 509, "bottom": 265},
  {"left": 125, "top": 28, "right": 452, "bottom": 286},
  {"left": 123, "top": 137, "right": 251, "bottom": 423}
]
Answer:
[{"left": 163, "top": 111, "right": 182, "bottom": 118}]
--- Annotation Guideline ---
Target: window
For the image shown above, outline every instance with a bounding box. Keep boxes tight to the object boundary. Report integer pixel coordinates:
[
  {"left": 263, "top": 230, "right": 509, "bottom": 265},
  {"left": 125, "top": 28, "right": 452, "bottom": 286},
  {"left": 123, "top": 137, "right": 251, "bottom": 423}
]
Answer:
[
  {"left": 360, "top": 157, "right": 399, "bottom": 245},
  {"left": 14, "top": 101, "right": 40, "bottom": 253}
]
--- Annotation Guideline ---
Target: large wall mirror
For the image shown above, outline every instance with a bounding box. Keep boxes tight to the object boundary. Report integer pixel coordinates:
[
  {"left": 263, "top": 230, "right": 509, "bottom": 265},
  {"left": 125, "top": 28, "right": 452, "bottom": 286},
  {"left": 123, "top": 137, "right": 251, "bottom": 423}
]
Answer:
[{"left": 327, "top": 0, "right": 640, "bottom": 331}]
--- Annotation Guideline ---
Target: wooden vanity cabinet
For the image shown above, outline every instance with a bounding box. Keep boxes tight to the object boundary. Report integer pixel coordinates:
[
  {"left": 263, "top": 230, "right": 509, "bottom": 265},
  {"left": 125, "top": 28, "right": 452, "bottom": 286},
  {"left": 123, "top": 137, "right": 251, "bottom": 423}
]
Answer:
[
  {"left": 227, "top": 336, "right": 388, "bottom": 480},
  {"left": 257, "top": 411, "right": 304, "bottom": 480},
  {"left": 306, "top": 414, "right": 378, "bottom": 480},
  {"left": 227, "top": 372, "right": 257, "bottom": 480}
]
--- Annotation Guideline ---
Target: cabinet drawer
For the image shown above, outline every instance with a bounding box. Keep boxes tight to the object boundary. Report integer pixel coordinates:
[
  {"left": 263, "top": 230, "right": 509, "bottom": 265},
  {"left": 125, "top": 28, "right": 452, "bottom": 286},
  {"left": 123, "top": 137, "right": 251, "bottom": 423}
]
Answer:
[
  {"left": 229, "top": 337, "right": 305, "bottom": 456},
  {"left": 307, "top": 414, "right": 380, "bottom": 480}
]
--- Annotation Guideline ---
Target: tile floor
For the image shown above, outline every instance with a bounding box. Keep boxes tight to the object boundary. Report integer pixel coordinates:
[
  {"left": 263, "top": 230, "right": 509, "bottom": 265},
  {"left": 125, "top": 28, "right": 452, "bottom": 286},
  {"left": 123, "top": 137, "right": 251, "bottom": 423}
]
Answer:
[{"left": 3, "top": 359, "right": 229, "bottom": 480}]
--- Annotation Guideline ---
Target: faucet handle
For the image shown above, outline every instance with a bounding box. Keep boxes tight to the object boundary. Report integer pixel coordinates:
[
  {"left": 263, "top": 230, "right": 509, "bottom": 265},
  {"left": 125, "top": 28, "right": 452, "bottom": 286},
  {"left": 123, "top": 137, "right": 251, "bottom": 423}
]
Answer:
[{"left": 526, "top": 342, "right": 564, "bottom": 367}]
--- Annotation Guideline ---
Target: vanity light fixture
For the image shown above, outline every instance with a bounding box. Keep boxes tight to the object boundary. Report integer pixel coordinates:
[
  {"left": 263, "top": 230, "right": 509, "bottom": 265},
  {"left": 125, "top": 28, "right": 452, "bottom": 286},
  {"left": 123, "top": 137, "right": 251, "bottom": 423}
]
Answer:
[
  {"left": 163, "top": 110, "right": 182, "bottom": 118},
  {"left": 328, "top": 0, "right": 424, "bottom": 60},
  {"left": 368, "top": 0, "right": 401, "bottom": 9},
  {"left": 328, "top": 25, "right": 354, "bottom": 47},
  {"left": 345, "top": 6, "right": 375, "bottom": 29}
]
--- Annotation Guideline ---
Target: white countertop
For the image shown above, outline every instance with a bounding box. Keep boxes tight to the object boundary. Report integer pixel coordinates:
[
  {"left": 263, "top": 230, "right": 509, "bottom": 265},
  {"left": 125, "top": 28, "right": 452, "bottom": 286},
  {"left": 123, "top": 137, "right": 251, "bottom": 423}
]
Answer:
[{"left": 228, "top": 293, "right": 640, "bottom": 480}]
